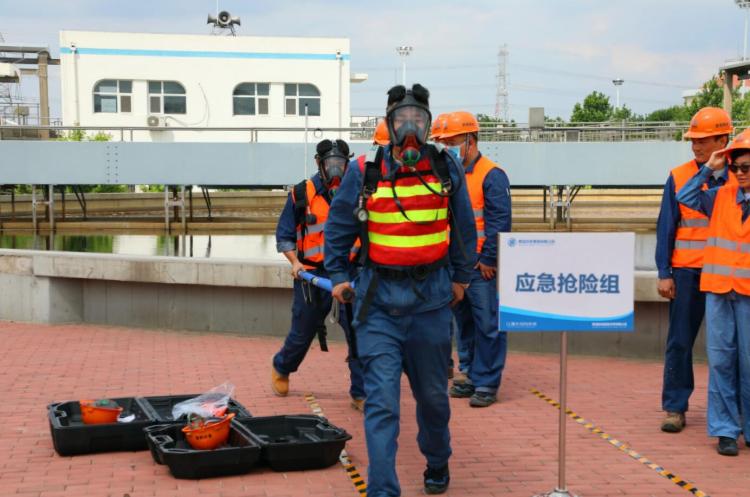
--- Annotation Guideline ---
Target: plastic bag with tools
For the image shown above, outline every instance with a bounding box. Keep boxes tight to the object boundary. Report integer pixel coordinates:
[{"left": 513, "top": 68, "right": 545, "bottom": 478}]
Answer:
[{"left": 171, "top": 381, "right": 235, "bottom": 420}]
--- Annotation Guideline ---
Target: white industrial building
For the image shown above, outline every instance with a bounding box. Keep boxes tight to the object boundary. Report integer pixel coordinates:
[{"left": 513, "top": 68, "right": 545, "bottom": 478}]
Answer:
[{"left": 59, "top": 30, "right": 366, "bottom": 142}]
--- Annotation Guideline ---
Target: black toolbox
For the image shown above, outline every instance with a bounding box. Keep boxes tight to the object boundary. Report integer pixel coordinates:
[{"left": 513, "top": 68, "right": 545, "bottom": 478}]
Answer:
[
  {"left": 144, "top": 421, "right": 262, "bottom": 479},
  {"left": 234, "top": 415, "right": 351, "bottom": 471},
  {"left": 48, "top": 394, "right": 251, "bottom": 456},
  {"left": 48, "top": 397, "right": 155, "bottom": 456},
  {"left": 137, "top": 394, "right": 252, "bottom": 422}
]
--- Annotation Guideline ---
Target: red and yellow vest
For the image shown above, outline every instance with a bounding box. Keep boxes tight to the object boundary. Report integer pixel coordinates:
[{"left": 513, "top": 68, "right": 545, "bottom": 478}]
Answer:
[
  {"left": 700, "top": 184, "right": 750, "bottom": 296},
  {"left": 670, "top": 160, "right": 737, "bottom": 268},
  {"left": 466, "top": 155, "right": 502, "bottom": 253},
  {"left": 292, "top": 180, "right": 359, "bottom": 269},
  {"left": 358, "top": 154, "right": 450, "bottom": 266}
]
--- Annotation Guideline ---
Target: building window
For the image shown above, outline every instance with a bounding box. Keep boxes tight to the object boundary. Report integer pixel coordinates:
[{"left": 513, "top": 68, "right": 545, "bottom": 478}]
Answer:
[
  {"left": 148, "top": 81, "right": 186, "bottom": 114},
  {"left": 93, "top": 80, "right": 132, "bottom": 113},
  {"left": 284, "top": 83, "right": 320, "bottom": 116},
  {"left": 233, "top": 83, "right": 270, "bottom": 116}
]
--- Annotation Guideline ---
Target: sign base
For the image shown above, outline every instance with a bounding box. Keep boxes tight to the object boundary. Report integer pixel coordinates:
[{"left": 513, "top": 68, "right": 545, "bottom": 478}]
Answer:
[{"left": 533, "top": 489, "right": 579, "bottom": 497}]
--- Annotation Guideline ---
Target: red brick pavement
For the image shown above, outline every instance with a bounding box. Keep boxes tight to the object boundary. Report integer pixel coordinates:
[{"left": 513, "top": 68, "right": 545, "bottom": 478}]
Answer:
[{"left": 0, "top": 320, "right": 747, "bottom": 497}]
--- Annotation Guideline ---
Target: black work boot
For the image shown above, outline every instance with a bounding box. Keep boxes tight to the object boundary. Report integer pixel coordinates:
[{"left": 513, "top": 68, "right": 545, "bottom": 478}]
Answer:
[
  {"left": 717, "top": 437, "right": 739, "bottom": 456},
  {"left": 424, "top": 464, "right": 450, "bottom": 494},
  {"left": 469, "top": 391, "right": 497, "bottom": 407},
  {"left": 449, "top": 383, "right": 474, "bottom": 398}
]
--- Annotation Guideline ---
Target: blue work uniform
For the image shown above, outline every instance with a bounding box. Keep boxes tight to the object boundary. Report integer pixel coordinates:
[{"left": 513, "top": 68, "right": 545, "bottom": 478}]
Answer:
[
  {"left": 453, "top": 153, "right": 512, "bottom": 395},
  {"left": 677, "top": 165, "right": 750, "bottom": 439},
  {"left": 656, "top": 163, "right": 730, "bottom": 414},
  {"left": 324, "top": 145, "right": 477, "bottom": 497},
  {"left": 273, "top": 173, "right": 364, "bottom": 400}
]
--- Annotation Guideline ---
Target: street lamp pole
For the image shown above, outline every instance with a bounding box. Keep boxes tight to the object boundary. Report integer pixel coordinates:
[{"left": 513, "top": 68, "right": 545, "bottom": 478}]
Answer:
[
  {"left": 737, "top": 0, "right": 750, "bottom": 59},
  {"left": 612, "top": 78, "right": 624, "bottom": 109},
  {"left": 396, "top": 46, "right": 413, "bottom": 86}
]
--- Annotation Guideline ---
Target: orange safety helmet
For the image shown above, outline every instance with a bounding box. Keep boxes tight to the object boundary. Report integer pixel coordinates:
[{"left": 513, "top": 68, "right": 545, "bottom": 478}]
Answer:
[
  {"left": 373, "top": 120, "right": 390, "bottom": 145},
  {"left": 683, "top": 107, "right": 733, "bottom": 139},
  {"left": 440, "top": 111, "right": 480, "bottom": 139},
  {"left": 720, "top": 128, "right": 750, "bottom": 161},
  {"left": 430, "top": 113, "right": 448, "bottom": 140}
]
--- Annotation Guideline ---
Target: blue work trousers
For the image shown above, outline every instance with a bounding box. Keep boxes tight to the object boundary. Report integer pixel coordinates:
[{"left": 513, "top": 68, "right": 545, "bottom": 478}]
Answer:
[
  {"left": 273, "top": 277, "right": 365, "bottom": 399},
  {"left": 452, "top": 269, "right": 507, "bottom": 394},
  {"left": 662, "top": 267, "right": 705, "bottom": 413},
  {"left": 356, "top": 305, "right": 453, "bottom": 497},
  {"left": 705, "top": 291, "right": 750, "bottom": 439}
]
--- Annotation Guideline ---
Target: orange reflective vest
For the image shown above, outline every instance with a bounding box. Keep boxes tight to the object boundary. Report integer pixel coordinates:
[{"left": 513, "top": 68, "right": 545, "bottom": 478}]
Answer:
[
  {"left": 671, "top": 161, "right": 715, "bottom": 268},
  {"left": 466, "top": 155, "right": 502, "bottom": 254},
  {"left": 292, "top": 179, "right": 359, "bottom": 270},
  {"left": 358, "top": 154, "right": 450, "bottom": 266},
  {"left": 700, "top": 184, "right": 750, "bottom": 296}
]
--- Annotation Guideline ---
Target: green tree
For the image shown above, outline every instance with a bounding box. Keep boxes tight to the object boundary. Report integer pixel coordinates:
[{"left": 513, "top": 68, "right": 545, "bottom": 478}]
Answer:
[
  {"left": 139, "top": 185, "right": 165, "bottom": 192},
  {"left": 476, "top": 113, "right": 516, "bottom": 127},
  {"left": 545, "top": 115, "right": 566, "bottom": 125},
  {"left": 601, "top": 73, "right": 750, "bottom": 124},
  {"left": 645, "top": 105, "right": 690, "bottom": 122},
  {"left": 733, "top": 92, "right": 750, "bottom": 122},
  {"left": 686, "top": 77, "right": 734, "bottom": 116},
  {"left": 611, "top": 105, "right": 635, "bottom": 121},
  {"left": 570, "top": 91, "right": 612, "bottom": 122}
]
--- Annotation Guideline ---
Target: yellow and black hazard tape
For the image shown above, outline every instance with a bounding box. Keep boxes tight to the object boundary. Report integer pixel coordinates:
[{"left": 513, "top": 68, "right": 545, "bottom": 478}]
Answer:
[
  {"left": 304, "top": 393, "right": 367, "bottom": 496},
  {"left": 530, "top": 388, "right": 710, "bottom": 497}
]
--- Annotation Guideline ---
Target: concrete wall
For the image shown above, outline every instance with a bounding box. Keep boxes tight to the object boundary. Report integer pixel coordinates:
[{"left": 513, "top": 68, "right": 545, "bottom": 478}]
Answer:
[{"left": 0, "top": 249, "right": 703, "bottom": 360}]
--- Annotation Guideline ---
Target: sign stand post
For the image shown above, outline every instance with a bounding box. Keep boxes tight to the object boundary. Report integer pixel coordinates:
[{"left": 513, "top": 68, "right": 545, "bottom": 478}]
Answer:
[
  {"left": 533, "top": 331, "right": 578, "bottom": 497},
  {"left": 534, "top": 331, "right": 577, "bottom": 497}
]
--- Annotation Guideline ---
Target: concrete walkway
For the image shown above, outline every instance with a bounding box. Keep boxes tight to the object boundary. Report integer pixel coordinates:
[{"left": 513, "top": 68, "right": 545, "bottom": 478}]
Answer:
[{"left": 1, "top": 320, "right": 746, "bottom": 497}]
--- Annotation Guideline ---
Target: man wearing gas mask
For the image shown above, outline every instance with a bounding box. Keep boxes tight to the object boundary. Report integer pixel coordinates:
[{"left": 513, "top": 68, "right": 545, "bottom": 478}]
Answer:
[
  {"left": 324, "top": 84, "right": 477, "bottom": 496},
  {"left": 272, "top": 139, "right": 365, "bottom": 412}
]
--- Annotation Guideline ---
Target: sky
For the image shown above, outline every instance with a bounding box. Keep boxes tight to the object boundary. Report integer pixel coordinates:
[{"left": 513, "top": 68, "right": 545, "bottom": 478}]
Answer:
[{"left": 1, "top": 0, "right": 748, "bottom": 122}]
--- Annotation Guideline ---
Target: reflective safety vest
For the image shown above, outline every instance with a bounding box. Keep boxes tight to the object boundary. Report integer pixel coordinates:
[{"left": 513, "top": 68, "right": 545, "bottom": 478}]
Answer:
[
  {"left": 292, "top": 179, "right": 359, "bottom": 269},
  {"left": 700, "top": 184, "right": 750, "bottom": 296},
  {"left": 358, "top": 154, "right": 450, "bottom": 266},
  {"left": 671, "top": 161, "right": 715, "bottom": 268},
  {"left": 466, "top": 155, "right": 502, "bottom": 253}
]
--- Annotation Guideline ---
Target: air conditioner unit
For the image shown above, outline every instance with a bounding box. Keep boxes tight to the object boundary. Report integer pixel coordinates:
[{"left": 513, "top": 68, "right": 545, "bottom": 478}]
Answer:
[{"left": 146, "top": 115, "right": 164, "bottom": 127}]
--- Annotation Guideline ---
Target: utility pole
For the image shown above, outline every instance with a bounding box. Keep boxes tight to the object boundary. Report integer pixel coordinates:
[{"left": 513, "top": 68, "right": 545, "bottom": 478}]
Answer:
[
  {"left": 494, "top": 44, "right": 509, "bottom": 123},
  {"left": 737, "top": 0, "right": 750, "bottom": 59}
]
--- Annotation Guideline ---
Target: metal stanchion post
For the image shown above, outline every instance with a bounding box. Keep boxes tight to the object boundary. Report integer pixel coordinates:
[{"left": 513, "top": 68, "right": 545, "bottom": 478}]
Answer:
[
  {"left": 304, "top": 104, "right": 309, "bottom": 179},
  {"left": 31, "top": 185, "right": 37, "bottom": 232},
  {"left": 180, "top": 185, "right": 186, "bottom": 233},
  {"left": 533, "top": 331, "right": 578, "bottom": 497},
  {"left": 164, "top": 187, "right": 170, "bottom": 232},
  {"left": 48, "top": 184, "right": 54, "bottom": 232}
]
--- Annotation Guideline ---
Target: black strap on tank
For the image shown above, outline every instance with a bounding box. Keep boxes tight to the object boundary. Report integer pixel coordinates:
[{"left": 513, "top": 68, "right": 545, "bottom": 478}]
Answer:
[{"left": 356, "top": 146, "right": 385, "bottom": 265}]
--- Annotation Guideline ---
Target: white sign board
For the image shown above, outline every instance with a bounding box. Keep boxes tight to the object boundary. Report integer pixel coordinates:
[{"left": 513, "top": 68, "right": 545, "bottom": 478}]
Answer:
[{"left": 498, "top": 233, "right": 634, "bottom": 332}]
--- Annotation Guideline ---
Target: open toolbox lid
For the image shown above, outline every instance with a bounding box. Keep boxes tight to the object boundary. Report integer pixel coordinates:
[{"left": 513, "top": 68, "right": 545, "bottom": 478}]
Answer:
[{"left": 233, "top": 414, "right": 352, "bottom": 471}]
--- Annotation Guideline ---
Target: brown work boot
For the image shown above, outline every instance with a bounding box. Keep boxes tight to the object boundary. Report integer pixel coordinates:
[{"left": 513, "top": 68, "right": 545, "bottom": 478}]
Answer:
[
  {"left": 661, "top": 411, "right": 685, "bottom": 433},
  {"left": 453, "top": 370, "right": 468, "bottom": 385},
  {"left": 271, "top": 362, "right": 289, "bottom": 397},
  {"left": 350, "top": 397, "right": 365, "bottom": 412}
]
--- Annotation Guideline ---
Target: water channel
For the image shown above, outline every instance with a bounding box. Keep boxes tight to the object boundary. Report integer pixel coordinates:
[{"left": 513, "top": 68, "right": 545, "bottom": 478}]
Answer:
[
  {"left": 0, "top": 233, "right": 284, "bottom": 261},
  {"left": 0, "top": 232, "right": 658, "bottom": 270}
]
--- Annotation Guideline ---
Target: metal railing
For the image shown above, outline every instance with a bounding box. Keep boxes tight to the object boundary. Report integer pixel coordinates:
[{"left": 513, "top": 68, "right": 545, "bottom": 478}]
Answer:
[{"left": 0, "top": 120, "right": 748, "bottom": 143}]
